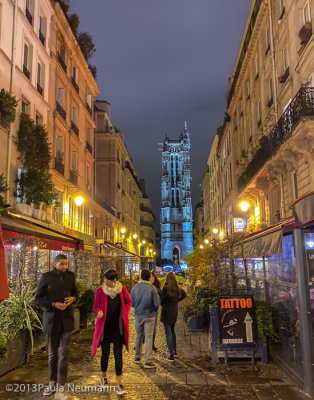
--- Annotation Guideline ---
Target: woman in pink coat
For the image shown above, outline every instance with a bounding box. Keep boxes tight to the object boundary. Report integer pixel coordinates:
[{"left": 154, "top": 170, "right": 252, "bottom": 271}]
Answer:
[{"left": 92, "top": 269, "right": 131, "bottom": 395}]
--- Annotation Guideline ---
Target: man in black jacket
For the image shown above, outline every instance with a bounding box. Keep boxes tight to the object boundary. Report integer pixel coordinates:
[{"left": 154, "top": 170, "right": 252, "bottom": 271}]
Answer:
[{"left": 35, "top": 254, "right": 77, "bottom": 398}]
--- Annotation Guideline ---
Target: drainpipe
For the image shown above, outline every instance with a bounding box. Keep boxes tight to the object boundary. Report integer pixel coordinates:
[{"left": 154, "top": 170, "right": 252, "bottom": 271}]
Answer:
[
  {"left": 267, "top": 0, "right": 279, "bottom": 120},
  {"left": 5, "top": 0, "right": 18, "bottom": 203}
]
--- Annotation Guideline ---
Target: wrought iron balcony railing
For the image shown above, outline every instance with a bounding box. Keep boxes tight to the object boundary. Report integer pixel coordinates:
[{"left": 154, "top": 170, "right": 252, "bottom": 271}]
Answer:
[
  {"left": 26, "top": 8, "right": 33, "bottom": 25},
  {"left": 39, "top": 31, "right": 45, "bottom": 46},
  {"left": 23, "top": 65, "right": 30, "bottom": 80},
  {"left": 86, "top": 141, "right": 92, "bottom": 154},
  {"left": 238, "top": 86, "right": 314, "bottom": 192},
  {"left": 37, "top": 83, "right": 43, "bottom": 96},
  {"left": 54, "top": 158, "right": 64, "bottom": 176},
  {"left": 56, "top": 101, "right": 66, "bottom": 121},
  {"left": 86, "top": 102, "right": 92, "bottom": 115},
  {"left": 57, "top": 52, "right": 67, "bottom": 73},
  {"left": 71, "top": 77, "right": 79, "bottom": 94},
  {"left": 71, "top": 121, "right": 79, "bottom": 136}
]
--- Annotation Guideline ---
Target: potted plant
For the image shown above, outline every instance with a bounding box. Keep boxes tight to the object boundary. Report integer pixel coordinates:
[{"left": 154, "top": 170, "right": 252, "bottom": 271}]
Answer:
[
  {"left": 0, "top": 286, "right": 42, "bottom": 375},
  {"left": 183, "top": 287, "right": 217, "bottom": 332}
]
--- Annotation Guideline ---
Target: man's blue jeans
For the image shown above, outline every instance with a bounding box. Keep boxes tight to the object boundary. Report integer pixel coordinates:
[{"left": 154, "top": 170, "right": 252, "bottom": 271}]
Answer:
[{"left": 163, "top": 323, "right": 176, "bottom": 355}]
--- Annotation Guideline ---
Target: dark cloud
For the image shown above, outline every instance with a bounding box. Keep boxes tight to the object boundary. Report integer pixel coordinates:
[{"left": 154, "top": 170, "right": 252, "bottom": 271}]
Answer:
[{"left": 71, "top": 0, "right": 252, "bottom": 220}]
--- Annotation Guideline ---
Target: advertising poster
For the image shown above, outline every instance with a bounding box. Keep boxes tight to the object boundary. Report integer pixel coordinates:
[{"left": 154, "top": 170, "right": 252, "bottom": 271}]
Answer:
[{"left": 218, "top": 295, "right": 256, "bottom": 345}]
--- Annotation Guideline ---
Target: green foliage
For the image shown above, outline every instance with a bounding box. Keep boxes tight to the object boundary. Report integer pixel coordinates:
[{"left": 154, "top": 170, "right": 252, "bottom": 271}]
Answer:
[
  {"left": 88, "top": 64, "right": 97, "bottom": 79},
  {"left": 0, "top": 88, "right": 18, "bottom": 129},
  {"left": 76, "top": 32, "right": 96, "bottom": 61},
  {"left": 120, "top": 276, "right": 137, "bottom": 293},
  {"left": 0, "top": 334, "right": 7, "bottom": 358},
  {"left": 76, "top": 279, "right": 97, "bottom": 311},
  {"left": 16, "top": 113, "right": 58, "bottom": 207},
  {"left": 254, "top": 299, "right": 279, "bottom": 344},
  {"left": 0, "top": 173, "right": 7, "bottom": 209},
  {"left": 67, "top": 13, "right": 80, "bottom": 35},
  {"left": 183, "top": 286, "right": 216, "bottom": 323},
  {"left": 0, "top": 287, "right": 42, "bottom": 357}
]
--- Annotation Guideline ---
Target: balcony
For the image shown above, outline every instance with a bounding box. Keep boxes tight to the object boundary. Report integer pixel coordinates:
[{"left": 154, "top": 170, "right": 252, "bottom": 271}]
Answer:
[
  {"left": 57, "top": 52, "right": 67, "bottom": 73},
  {"left": 279, "top": 67, "right": 289, "bottom": 84},
  {"left": 23, "top": 65, "right": 30, "bottom": 80},
  {"left": 238, "top": 87, "right": 314, "bottom": 192},
  {"left": 140, "top": 204, "right": 152, "bottom": 213},
  {"left": 37, "top": 83, "right": 43, "bottom": 96},
  {"left": 70, "top": 170, "right": 78, "bottom": 186},
  {"left": 71, "top": 121, "right": 79, "bottom": 136},
  {"left": 54, "top": 157, "right": 64, "bottom": 176},
  {"left": 56, "top": 101, "right": 66, "bottom": 121},
  {"left": 86, "top": 141, "right": 92, "bottom": 154},
  {"left": 86, "top": 102, "right": 92, "bottom": 116},
  {"left": 39, "top": 31, "right": 45, "bottom": 46},
  {"left": 71, "top": 77, "right": 79, "bottom": 94},
  {"left": 140, "top": 220, "right": 154, "bottom": 229},
  {"left": 26, "top": 8, "right": 33, "bottom": 25}
]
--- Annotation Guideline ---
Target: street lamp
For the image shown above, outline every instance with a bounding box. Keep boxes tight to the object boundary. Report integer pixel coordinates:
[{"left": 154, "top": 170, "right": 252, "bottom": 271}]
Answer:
[
  {"left": 204, "top": 239, "right": 209, "bottom": 244},
  {"left": 132, "top": 233, "right": 138, "bottom": 239},
  {"left": 74, "top": 195, "right": 84, "bottom": 206},
  {"left": 199, "top": 244, "right": 204, "bottom": 249},
  {"left": 141, "top": 240, "right": 146, "bottom": 244},
  {"left": 239, "top": 200, "right": 250, "bottom": 212},
  {"left": 120, "top": 227, "right": 126, "bottom": 234},
  {"left": 212, "top": 228, "right": 218, "bottom": 235}
]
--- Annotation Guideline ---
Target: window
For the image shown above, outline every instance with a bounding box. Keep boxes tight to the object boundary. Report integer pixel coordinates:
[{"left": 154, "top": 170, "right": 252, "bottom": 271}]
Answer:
[
  {"left": 71, "top": 106, "right": 78, "bottom": 124},
  {"left": 86, "top": 165, "right": 91, "bottom": 188},
  {"left": 292, "top": 171, "right": 298, "bottom": 200},
  {"left": 283, "top": 46, "right": 288, "bottom": 71},
  {"left": 23, "top": 42, "right": 32, "bottom": 79},
  {"left": 71, "top": 150, "right": 77, "bottom": 171},
  {"left": 303, "top": 2, "right": 311, "bottom": 24},
  {"left": 279, "top": 0, "right": 285, "bottom": 19},
  {"left": 21, "top": 97, "right": 30, "bottom": 114},
  {"left": 256, "top": 100, "right": 261, "bottom": 127},
  {"left": 176, "top": 189, "right": 179, "bottom": 206},
  {"left": 87, "top": 127, "right": 92, "bottom": 144},
  {"left": 57, "top": 88, "right": 65, "bottom": 107},
  {"left": 265, "top": 27, "right": 270, "bottom": 54},
  {"left": 246, "top": 80, "right": 250, "bottom": 99},
  {"left": 35, "top": 113, "right": 43, "bottom": 125},
  {"left": 37, "top": 62, "right": 45, "bottom": 96},
  {"left": 39, "top": 16, "right": 46, "bottom": 46},
  {"left": 25, "top": 0, "right": 33, "bottom": 25},
  {"left": 254, "top": 54, "right": 259, "bottom": 79},
  {"left": 56, "top": 136, "right": 64, "bottom": 159}
]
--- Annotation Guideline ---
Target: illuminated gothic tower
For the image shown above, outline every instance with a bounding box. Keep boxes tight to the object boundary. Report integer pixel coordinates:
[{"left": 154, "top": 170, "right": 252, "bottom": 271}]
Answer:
[{"left": 161, "top": 122, "right": 193, "bottom": 263}]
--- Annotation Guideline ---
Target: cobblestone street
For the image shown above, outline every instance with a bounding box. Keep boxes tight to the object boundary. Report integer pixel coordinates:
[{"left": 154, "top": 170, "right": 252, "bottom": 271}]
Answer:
[{"left": 0, "top": 299, "right": 309, "bottom": 400}]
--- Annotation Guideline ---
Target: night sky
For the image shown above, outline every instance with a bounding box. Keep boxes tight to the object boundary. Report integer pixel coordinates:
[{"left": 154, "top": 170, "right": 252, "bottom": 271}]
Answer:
[{"left": 71, "top": 0, "right": 252, "bottom": 219}]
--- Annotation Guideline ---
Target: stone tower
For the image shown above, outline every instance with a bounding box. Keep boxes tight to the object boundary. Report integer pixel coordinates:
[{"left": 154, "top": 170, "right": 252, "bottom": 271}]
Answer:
[{"left": 161, "top": 122, "right": 193, "bottom": 264}]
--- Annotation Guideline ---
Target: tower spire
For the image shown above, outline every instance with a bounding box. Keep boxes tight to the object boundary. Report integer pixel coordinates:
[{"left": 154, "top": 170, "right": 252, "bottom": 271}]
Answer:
[{"left": 184, "top": 121, "right": 187, "bottom": 130}]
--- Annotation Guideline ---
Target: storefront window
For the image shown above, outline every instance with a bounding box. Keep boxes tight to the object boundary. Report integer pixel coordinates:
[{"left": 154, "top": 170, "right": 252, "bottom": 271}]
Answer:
[{"left": 265, "top": 234, "right": 302, "bottom": 380}]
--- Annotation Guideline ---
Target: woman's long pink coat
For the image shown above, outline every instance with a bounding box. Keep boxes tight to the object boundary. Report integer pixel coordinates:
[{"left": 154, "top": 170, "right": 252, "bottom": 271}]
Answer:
[{"left": 91, "top": 285, "right": 132, "bottom": 356}]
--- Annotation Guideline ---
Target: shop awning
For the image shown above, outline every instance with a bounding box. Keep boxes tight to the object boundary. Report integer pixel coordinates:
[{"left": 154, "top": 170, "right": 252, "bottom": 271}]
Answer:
[
  {"left": 1, "top": 214, "right": 83, "bottom": 252},
  {"left": 293, "top": 192, "right": 314, "bottom": 225},
  {"left": 101, "top": 241, "right": 141, "bottom": 259},
  {"left": 234, "top": 224, "right": 283, "bottom": 258}
]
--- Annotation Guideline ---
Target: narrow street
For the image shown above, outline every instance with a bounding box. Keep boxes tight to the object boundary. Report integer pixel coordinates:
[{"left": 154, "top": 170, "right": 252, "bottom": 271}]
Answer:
[{"left": 0, "top": 298, "right": 309, "bottom": 400}]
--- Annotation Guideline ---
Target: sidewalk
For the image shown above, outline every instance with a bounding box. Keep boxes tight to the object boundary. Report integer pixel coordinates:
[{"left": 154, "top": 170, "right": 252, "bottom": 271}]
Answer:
[{"left": 0, "top": 297, "right": 310, "bottom": 400}]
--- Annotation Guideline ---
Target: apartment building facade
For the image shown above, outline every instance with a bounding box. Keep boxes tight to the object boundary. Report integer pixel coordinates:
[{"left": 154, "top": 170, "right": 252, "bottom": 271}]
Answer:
[
  {"left": 197, "top": 0, "right": 314, "bottom": 394},
  {"left": 94, "top": 100, "right": 152, "bottom": 268},
  {"left": 139, "top": 178, "right": 156, "bottom": 269}
]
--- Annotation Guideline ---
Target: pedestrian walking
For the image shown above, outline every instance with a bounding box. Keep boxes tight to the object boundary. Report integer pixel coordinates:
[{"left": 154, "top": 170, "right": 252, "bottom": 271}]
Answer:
[
  {"left": 131, "top": 269, "right": 160, "bottom": 368},
  {"left": 35, "top": 254, "right": 77, "bottom": 400},
  {"left": 160, "top": 271, "right": 186, "bottom": 362},
  {"left": 91, "top": 269, "right": 131, "bottom": 396},
  {"left": 150, "top": 272, "right": 161, "bottom": 351}
]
